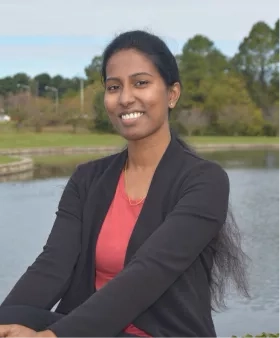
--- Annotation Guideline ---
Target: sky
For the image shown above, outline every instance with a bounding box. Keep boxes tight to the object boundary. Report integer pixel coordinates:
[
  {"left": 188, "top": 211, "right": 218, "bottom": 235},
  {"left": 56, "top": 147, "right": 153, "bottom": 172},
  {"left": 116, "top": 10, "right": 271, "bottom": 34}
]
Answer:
[{"left": 0, "top": 0, "right": 279, "bottom": 78}]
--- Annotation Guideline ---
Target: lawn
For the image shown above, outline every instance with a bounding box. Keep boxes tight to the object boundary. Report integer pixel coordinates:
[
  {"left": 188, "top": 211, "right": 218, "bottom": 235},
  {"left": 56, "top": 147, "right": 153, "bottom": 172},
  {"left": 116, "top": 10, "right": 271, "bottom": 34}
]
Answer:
[
  {"left": 0, "top": 132, "right": 125, "bottom": 148},
  {"left": 0, "top": 155, "right": 19, "bottom": 164},
  {"left": 0, "top": 132, "right": 278, "bottom": 149}
]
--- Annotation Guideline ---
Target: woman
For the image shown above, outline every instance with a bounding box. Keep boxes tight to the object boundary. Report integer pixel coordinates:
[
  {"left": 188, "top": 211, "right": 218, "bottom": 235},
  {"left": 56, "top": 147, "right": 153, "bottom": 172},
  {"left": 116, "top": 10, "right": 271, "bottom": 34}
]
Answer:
[{"left": 0, "top": 30, "right": 249, "bottom": 337}]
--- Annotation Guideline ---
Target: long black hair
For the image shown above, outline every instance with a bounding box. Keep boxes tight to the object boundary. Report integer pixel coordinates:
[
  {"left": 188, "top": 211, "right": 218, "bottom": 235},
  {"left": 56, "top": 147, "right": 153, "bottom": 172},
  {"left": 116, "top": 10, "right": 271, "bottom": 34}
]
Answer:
[{"left": 100, "top": 30, "right": 250, "bottom": 310}]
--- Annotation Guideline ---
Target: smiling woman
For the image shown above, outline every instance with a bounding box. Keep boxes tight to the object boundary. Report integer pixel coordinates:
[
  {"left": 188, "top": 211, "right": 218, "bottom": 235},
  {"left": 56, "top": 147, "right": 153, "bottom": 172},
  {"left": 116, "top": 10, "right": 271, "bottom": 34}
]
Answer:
[
  {"left": 0, "top": 30, "right": 249, "bottom": 338},
  {"left": 103, "top": 42, "right": 180, "bottom": 142}
]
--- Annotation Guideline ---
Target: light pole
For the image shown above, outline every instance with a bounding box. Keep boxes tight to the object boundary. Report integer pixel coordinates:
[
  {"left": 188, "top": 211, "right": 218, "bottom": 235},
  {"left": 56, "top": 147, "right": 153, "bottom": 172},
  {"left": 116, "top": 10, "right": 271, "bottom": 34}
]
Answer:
[
  {"left": 80, "top": 78, "right": 84, "bottom": 116},
  {"left": 16, "top": 84, "right": 31, "bottom": 113},
  {"left": 45, "top": 86, "right": 59, "bottom": 114}
]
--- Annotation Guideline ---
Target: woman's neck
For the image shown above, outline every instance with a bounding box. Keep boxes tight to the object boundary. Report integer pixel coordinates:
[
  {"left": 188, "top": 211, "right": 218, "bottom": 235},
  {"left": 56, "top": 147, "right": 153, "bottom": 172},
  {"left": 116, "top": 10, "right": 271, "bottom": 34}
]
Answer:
[{"left": 126, "top": 126, "right": 171, "bottom": 172}]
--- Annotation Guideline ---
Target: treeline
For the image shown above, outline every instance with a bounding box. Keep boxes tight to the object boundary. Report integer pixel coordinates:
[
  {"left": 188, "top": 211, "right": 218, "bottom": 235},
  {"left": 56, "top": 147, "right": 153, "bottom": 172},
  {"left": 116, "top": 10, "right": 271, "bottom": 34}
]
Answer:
[{"left": 0, "top": 20, "right": 279, "bottom": 135}]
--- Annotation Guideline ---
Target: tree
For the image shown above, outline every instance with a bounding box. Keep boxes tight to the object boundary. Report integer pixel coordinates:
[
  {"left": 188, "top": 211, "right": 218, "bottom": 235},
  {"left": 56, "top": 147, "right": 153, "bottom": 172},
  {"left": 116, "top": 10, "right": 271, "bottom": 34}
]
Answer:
[
  {"left": 27, "top": 97, "right": 53, "bottom": 132},
  {"left": 0, "top": 96, "right": 4, "bottom": 110},
  {"left": 85, "top": 56, "right": 103, "bottom": 84},
  {"left": 13, "top": 73, "right": 31, "bottom": 91},
  {"left": 176, "top": 108, "right": 209, "bottom": 136},
  {"left": 269, "top": 70, "right": 279, "bottom": 104},
  {"left": 3, "top": 92, "right": 53, "bottom": 132},
  {"left": 269, "top": 19, "right": 279, "bottom": 104},
  {"left": 60, "top": 96, "right": 82, "bottom": 133},
  {"left": 92, "top": 89, "right": 115, "bottom": 133},
  {"left": 0, "top": 77, "right": 15, "bottom": 95},
  {"left": 204, "top": 75, "right": 264, "bottom": 135},
  {"left": 59, "top": 83, "right": 99, "bottom": 133},
  {"left": 0, "top": 20, "right": 277, "bottom": 137},
  {"left": 83, "top": 84, "right": 100, "bottom": 117},
  {"left": 5, "top": 92, "right": 30, "bottom": 130},
  {"left": 231, "top": 21, "right": 278, "bottom": 117},
  {"left": 274, "top": 19, "right": 280, "bottom": 53},
  {"left": 272, "top": 101, "right": 280, "bottom": 136},
  {"left": 179, "top": 35, "right": 228, "bottom": 109},
  {"left": 34, "top": 73, "right": 52, "bottom": 96}
]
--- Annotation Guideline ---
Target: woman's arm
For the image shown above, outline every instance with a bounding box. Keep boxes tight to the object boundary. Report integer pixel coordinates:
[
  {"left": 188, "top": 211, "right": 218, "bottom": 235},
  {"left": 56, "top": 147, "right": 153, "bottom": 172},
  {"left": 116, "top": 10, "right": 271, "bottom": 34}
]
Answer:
[
  {"left": 47, "top": 161, "right": 230, "bottom": 337},
  {"left": 1, "top": 167, "right": 83, "bottom": 310}
]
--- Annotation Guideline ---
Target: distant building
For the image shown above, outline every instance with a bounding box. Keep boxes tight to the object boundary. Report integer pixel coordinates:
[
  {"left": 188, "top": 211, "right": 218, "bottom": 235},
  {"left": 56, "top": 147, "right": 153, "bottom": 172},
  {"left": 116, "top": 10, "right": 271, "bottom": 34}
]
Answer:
[{"left": 0, "top": 109, "right": 11, "bottom": 122}]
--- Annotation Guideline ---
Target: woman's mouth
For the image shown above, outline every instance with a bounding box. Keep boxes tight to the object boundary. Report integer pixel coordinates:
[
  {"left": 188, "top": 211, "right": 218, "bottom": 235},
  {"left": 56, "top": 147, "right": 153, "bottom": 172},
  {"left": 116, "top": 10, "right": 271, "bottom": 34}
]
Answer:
[{"left": 120, "top": 111, "right": 144, "bottom": 120}]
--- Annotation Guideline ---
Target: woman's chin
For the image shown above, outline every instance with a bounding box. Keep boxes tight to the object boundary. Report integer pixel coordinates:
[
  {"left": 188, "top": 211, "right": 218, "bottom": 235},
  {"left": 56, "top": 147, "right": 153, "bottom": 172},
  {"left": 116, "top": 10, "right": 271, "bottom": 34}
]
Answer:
[{"left": 119, "top": 128, "right": 150, "bottom": 142}]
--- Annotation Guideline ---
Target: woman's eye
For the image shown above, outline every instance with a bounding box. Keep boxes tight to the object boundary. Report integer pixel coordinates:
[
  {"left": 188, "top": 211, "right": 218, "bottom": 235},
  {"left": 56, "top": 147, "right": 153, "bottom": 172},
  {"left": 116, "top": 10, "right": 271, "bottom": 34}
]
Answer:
[
  {"left": 107, "top": 85, "right": 119, "bottom": 91},
  {"left": 135, "top": 80, "right": 149, "bottom": 87}
]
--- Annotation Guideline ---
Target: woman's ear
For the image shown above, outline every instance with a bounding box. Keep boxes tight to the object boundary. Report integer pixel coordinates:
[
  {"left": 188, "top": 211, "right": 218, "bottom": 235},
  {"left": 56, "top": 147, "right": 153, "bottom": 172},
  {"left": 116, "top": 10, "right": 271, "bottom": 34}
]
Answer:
[{"left": 168, "top": 82, "right": 181, "bottom": 109}]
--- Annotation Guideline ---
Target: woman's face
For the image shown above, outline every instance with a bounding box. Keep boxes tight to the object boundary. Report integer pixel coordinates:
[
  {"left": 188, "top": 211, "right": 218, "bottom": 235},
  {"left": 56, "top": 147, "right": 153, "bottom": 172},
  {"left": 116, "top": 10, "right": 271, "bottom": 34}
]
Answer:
[{"left": 104, "top": 49, "right": 180, "bottom": 141}]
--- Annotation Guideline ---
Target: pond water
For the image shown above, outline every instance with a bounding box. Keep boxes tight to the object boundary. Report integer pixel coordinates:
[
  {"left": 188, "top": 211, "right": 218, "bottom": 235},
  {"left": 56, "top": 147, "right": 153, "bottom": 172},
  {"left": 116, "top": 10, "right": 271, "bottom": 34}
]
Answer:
[{"left": 0, "top": 150, "right": 279, "bottom": 336}]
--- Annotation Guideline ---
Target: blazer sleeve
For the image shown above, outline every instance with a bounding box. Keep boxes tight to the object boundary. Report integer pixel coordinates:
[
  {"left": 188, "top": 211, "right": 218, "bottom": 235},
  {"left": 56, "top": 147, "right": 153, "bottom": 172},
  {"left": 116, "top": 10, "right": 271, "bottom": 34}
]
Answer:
[
  {"left": 47, "top": 161, "right": 230, "bottom": 337},
  {"left": 1, "top": 166, "right": 83, "bottom": 310}
]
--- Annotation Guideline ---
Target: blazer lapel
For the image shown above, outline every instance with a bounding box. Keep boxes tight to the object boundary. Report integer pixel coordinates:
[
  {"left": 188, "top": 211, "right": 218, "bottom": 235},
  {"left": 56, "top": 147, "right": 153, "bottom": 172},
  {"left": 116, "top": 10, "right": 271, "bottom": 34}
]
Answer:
[
  {"left": 81, "top": 150, "right": 128, "bottom": 293},
  {"left": 124, "top": 134, "right": 184, "bottom": 265}
]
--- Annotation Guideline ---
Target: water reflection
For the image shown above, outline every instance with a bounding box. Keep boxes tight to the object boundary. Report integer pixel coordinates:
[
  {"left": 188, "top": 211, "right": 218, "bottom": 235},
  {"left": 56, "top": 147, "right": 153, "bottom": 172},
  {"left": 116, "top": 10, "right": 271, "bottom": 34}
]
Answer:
[
  {"left": 0, "top": 150, "right": 278, "bottom": 184},
  {"left": 203, "top": 149, "right": 279, "bottom": 169},
  {"left": 1, "top": 150, "right": 278, "bottom": 183},
  {"left": 33, "top": 150, "right": 279, "bottom": 180}
]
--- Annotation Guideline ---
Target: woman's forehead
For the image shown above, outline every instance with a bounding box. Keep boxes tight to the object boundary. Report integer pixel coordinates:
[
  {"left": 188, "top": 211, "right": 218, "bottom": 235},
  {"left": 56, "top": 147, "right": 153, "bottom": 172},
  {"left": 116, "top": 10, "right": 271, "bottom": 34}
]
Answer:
[{"left": 106, "top": 49, "right": 157, "bottom": 77}]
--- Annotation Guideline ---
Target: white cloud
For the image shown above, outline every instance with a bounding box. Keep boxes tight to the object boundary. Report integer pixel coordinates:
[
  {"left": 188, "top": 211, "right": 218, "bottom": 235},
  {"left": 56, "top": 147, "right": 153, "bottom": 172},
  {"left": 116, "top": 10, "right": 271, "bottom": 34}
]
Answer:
[{"left": 0, "top": 0, "right": 278, "bottom": 42}]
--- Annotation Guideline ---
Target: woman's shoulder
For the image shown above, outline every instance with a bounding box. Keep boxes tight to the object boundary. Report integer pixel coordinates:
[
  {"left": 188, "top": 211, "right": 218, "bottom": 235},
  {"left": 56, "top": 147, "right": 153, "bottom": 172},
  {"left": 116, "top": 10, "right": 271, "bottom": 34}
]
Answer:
[
  {"left": 70, "top": 152, "right": 122, "bottom": 186},
  {"left": 78, "top": 152, "right": 120, "bottom": 172},
  {"left": 178, "top": 145, "right": 229, "bottom": 187}
]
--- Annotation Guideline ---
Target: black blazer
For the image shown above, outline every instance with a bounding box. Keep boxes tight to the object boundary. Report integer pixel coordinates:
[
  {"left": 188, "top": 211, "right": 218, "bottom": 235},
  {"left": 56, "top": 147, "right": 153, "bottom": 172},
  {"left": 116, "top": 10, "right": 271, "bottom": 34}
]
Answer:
[{"left": 1, "top": 134, "right": 230, "bottom": 337}]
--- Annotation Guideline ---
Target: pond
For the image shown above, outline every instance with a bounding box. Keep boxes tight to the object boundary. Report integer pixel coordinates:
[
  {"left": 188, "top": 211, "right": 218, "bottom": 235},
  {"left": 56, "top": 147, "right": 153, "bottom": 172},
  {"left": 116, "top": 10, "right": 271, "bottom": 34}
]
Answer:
[{"left": 0, "top": 149, "right": 279, "bottom": 336}]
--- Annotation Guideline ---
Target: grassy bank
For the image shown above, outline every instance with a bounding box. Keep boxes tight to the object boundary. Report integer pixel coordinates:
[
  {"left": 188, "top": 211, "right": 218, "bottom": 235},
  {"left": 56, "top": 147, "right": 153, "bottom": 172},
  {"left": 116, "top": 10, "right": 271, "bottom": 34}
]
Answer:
[
  {"left": 0, "top": 132, "right": 278, "bottom": 149},
  {"left": 0, "top": 155, "right": 19, "bottom": 164},
  {"left": 0, "top": 132, "right": 124, "bottom": 148},
  {"left": 32, "top": 148, "right": 279, "bottom": 168}
]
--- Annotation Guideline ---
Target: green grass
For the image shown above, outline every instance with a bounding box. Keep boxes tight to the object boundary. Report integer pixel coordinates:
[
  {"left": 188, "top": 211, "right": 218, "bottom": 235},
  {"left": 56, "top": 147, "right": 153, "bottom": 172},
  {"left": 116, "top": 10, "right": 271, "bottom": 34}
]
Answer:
[
  {"left": 0, "top": 133, "right": 125, "bottom": 148},
  {"left": 0, "top": 155, "right": 19, "bottom": 164},
  {"left": 0, "top": 132, "right": 278, "bottom": 149}
]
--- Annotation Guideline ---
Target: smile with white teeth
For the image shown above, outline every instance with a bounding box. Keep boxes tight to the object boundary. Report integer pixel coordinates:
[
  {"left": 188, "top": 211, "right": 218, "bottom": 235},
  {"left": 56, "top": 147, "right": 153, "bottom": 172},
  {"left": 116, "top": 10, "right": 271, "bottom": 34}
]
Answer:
[{"left": 121, "top": 112, "right": 144, "bottom": 120}]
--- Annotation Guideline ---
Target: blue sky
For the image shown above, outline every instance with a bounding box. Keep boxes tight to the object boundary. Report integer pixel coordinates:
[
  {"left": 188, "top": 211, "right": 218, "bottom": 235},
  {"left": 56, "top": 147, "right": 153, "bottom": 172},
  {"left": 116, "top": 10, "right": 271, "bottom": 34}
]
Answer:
[{"left": 0, "top": 0, "right": 278, "bottom": 78}]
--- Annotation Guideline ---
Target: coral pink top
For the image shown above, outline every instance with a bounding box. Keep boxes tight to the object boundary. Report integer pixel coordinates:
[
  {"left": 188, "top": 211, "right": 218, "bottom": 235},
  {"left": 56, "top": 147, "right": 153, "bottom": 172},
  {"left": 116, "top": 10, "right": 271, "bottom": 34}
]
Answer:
[{"left": 95, "top": 171, "right": 151, "bottom": 337}]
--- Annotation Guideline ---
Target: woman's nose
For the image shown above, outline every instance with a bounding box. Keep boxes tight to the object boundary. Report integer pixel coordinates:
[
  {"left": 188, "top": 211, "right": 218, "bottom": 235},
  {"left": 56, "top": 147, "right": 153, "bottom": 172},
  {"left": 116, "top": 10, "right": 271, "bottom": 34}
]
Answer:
[{"left": 119, "top": 86, "right": 135, "bottom": 107}]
